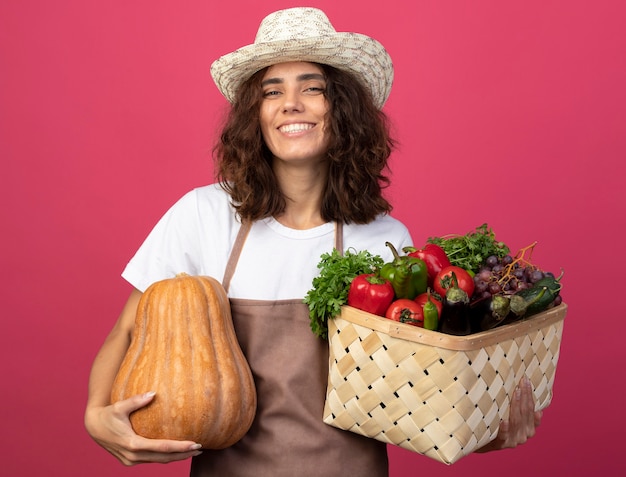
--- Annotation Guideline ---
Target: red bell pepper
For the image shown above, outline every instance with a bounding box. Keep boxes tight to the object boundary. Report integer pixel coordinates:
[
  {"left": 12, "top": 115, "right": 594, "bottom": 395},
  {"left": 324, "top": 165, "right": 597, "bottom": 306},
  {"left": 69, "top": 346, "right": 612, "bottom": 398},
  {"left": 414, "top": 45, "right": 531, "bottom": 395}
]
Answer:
[
  {"left": 347, "top": 273, "right": 395, "bottom": 316},
  {"left": 404, "top": 243, "right": 451, "bottom": 287}
]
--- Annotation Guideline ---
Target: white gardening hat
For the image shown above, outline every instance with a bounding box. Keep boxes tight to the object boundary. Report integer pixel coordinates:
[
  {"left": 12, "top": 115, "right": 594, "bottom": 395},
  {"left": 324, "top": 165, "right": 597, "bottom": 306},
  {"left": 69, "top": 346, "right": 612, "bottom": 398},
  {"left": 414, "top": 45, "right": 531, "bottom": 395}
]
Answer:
[{"left": 210, "top": 7, "right": 394, "bottom": 109}]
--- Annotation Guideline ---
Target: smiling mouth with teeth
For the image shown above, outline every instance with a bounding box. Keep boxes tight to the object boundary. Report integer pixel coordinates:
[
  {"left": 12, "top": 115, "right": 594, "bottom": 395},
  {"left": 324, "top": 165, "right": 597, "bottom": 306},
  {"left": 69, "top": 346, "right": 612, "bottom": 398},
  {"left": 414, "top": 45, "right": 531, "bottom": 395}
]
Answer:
[{"left": 279, "top": 123, "right": 314, "bottom": 133}]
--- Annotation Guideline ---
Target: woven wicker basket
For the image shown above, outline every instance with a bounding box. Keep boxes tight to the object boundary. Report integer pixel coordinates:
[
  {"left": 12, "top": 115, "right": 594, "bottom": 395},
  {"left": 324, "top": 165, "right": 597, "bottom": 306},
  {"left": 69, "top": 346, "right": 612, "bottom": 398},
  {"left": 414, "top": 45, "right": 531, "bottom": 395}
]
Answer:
[{"left": 323, "top": 303, "right": 567, "bottom": 464}]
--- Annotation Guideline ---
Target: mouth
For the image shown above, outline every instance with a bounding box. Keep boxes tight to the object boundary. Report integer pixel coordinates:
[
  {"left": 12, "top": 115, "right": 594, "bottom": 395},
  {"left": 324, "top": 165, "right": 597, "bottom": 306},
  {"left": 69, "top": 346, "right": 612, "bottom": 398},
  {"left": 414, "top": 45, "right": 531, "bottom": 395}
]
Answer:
[{"left": 278, "top": 123, "right": 315, "bottom": 134}]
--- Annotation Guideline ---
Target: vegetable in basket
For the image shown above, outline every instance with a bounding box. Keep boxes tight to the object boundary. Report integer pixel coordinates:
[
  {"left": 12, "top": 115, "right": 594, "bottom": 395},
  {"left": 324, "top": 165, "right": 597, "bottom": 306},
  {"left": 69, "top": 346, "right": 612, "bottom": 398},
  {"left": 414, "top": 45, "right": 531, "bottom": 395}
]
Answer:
[
  {"left": 304, "top": 248, "right": 384, "bottom": 339},
  {"left": 385, "top": 299, "right": 424, "bottom": 326},
  {"left": 380, "top": 242, "right": 427, "bottom": 300},
  {"left": 420, "top": 290, "right": 440, "bottom": 331},
  {"left": 469, "top": 294, "right": 512, "bottom": 332},
  {"left": 434, "top": 265, "right": 475, "bottom": 299},
  {"left": 403, "top": 243, "right": 451, "bottom": 287},
  {"left": 439, "top": 272, "right": 472, "bottom": 335},
  {"left": 347, "top": 273, "right": 395, "bottom": 316},
  {"left": 415, "top": 290, "right": 443, "bottom": 314},
  {"left": 468, "top": 238, "right": 565, "bottom": 330},
  {"left": 414, "top": 290, "right": 443, "bottom": 330},
  {"left": 471, "top": 272, "right": 563, "bottom": 331},
  {"left": 512, "top": 272, "right": 563, "bottom": 316},
  {"left": 495, "top": 272, "right": 563, "bottom": 328},
  {"left": 427, "top": 223, "right": 510, "bottom": 274}
]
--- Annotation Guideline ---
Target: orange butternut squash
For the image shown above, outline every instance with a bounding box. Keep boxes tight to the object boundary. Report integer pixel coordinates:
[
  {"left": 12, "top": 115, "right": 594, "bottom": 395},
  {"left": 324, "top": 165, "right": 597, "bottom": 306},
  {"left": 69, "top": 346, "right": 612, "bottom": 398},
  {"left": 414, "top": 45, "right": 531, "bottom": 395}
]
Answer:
[{"left": 110, "top": 273, "right": 257, "bottom": 449}]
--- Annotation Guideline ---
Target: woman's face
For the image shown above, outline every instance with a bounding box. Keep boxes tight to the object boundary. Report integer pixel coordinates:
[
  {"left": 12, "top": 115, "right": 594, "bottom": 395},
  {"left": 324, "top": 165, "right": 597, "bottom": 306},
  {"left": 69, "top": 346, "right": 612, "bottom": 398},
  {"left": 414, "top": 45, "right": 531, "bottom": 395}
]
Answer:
[{"left": 259, "top": 62, "right": 330, "bottom": 165}]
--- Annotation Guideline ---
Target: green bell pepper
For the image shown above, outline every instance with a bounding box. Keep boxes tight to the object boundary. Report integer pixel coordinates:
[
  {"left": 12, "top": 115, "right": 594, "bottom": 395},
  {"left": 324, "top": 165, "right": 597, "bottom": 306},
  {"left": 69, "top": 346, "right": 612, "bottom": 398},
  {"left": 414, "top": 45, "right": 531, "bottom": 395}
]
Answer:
[{"left": 380, "top": 242, "right": 428, "bottom": 300}]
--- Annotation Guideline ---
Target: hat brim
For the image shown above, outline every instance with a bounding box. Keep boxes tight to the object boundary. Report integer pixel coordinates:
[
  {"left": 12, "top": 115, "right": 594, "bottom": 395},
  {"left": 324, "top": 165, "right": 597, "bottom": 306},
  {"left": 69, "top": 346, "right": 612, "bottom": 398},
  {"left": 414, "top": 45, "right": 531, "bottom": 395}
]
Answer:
[{"left": 210, "top": 32, "right": 393, "bottom": 109}]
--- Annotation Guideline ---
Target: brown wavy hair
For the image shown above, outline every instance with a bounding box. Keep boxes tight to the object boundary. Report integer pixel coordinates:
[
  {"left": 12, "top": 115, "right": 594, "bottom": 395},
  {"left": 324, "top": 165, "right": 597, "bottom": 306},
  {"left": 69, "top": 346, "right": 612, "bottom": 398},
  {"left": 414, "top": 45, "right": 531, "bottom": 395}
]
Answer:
[{"left": 214, "top": 63, "right": 395, "bottom": 224}]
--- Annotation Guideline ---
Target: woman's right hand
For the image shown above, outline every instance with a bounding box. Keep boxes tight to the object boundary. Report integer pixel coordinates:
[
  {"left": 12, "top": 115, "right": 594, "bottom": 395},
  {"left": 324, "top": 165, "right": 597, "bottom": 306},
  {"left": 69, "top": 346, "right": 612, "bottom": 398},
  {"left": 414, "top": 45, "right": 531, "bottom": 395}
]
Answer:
[{"left": 85, "top": 391, "right": 203, "bottom": 466}]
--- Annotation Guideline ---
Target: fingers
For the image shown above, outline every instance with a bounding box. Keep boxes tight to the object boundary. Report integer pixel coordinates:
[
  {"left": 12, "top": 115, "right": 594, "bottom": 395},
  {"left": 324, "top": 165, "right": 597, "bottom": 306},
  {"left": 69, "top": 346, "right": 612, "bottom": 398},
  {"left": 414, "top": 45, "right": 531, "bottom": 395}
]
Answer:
[
  {"left": 510, "top": 377, "right": 538, "bottom": 444},
  {"left": 95, "top": 392, "right": 204, "bottom": 466},
  {"left": 118, "top": 437, "right": 203, "bottom": 466},
  {"left": 474, "top": 376, "right": 543, "bottom": 453},
  {"left": 112, "top": 391, "right": 156, "bottom": 416},
  {"left": 494, "top": 377, "right": 536, "bottom": 449},
  {"left": 134, "top": 437, "right": 202, "bottom": 455},
  {"left": 520, "top": 377, "right": 535, "bottom": 432},
  {"left": 104, "top": 435, "right": 203, "bottom": 466}
]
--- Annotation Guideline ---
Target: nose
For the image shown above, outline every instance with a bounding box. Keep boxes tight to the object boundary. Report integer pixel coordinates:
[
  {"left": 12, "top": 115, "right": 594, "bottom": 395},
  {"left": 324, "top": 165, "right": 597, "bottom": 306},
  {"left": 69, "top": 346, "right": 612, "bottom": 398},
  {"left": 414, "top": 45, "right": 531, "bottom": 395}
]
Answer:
[{"left": 281, "top": 90, "right": 304, "bottom": 113}]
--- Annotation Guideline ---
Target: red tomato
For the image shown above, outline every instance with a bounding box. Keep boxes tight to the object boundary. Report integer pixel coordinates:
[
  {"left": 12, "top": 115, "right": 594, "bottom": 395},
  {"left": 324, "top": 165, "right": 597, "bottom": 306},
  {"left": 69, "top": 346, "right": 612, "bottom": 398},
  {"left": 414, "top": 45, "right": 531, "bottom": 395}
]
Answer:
[
  {"left": 414, "top": 291, "right": 443, "bottom": 316},
  {"left": 385, "top": 299, "right": 424, "bottom": 327},
  {"left": 433, "top": 266, "right": 475, "bottom": 298}
]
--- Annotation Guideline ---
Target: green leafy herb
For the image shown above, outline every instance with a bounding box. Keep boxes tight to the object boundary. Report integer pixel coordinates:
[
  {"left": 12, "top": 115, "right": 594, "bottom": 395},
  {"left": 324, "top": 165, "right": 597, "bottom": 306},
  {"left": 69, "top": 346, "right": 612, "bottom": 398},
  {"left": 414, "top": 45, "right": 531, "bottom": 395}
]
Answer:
[
  {"left": 304, "top": 248, "right": 384, "bottom": 339},
  {"left": 427, "top": 223, "right": 510, "bottom": 274}
]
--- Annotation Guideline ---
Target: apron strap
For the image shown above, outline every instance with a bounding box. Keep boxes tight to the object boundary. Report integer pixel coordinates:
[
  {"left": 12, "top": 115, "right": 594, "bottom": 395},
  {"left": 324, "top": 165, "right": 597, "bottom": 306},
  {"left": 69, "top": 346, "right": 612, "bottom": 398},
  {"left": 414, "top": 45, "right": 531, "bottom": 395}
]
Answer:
[
  {"left": 222, "top": 220, "right": 252, "bottom": 293},
  {"left": 222, "top": 220, "right": 344, "bottom": 293},
  {"left": 334, "top": 221, "right": 343, "bottom": 256}
]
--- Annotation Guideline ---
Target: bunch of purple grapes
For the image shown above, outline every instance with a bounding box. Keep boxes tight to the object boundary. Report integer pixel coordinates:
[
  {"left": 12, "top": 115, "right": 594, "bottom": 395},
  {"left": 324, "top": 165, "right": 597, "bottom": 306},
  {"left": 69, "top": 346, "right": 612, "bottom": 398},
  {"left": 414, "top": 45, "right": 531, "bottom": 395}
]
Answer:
[{"left": 472, "top": 254, "right": 553, "bottom": 301}]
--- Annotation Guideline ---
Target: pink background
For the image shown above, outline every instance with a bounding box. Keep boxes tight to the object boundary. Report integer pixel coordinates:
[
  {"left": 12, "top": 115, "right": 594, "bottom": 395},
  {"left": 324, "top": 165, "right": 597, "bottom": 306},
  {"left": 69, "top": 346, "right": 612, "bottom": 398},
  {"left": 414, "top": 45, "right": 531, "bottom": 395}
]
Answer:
[{"left": 2, "top": 0, "right": 624, "bottom": 475}]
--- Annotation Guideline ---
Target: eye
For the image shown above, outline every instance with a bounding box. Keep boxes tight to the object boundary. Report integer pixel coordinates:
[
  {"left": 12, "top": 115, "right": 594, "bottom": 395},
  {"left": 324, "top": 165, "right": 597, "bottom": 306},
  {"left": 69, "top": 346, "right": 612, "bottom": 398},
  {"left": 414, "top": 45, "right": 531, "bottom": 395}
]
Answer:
[
  {"left": 302, "top": 82, "right": 326, "bottom": 95},
  {"left": 304, "top": 86, "right": 325, "bottom": 94},
  {"left": 262, "top": 89, "right": 282, "bottom": 98}
]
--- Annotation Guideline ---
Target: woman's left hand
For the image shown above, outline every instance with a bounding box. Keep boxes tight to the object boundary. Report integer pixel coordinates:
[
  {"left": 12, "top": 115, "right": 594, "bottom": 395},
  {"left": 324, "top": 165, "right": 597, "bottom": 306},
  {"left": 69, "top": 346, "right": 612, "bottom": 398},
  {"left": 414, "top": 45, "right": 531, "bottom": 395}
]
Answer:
[{"left": 475, "top": 376, "right": 542, "bottom": 452}]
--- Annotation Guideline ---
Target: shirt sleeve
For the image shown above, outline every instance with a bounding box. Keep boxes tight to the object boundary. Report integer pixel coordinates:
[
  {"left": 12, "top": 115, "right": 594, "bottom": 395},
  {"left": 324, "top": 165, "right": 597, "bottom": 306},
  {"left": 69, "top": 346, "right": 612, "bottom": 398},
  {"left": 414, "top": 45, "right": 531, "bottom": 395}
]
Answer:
[{"left": 121, "top": 191, "right": 204, "bottom": 292}]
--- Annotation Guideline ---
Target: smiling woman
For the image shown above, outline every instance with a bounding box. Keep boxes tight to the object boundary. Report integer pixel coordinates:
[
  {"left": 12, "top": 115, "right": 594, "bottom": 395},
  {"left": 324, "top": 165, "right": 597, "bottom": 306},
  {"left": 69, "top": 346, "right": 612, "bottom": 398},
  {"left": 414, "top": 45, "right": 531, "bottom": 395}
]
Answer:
[{"left": 83, "top": 7, "right": 543, "bottom": 477}]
